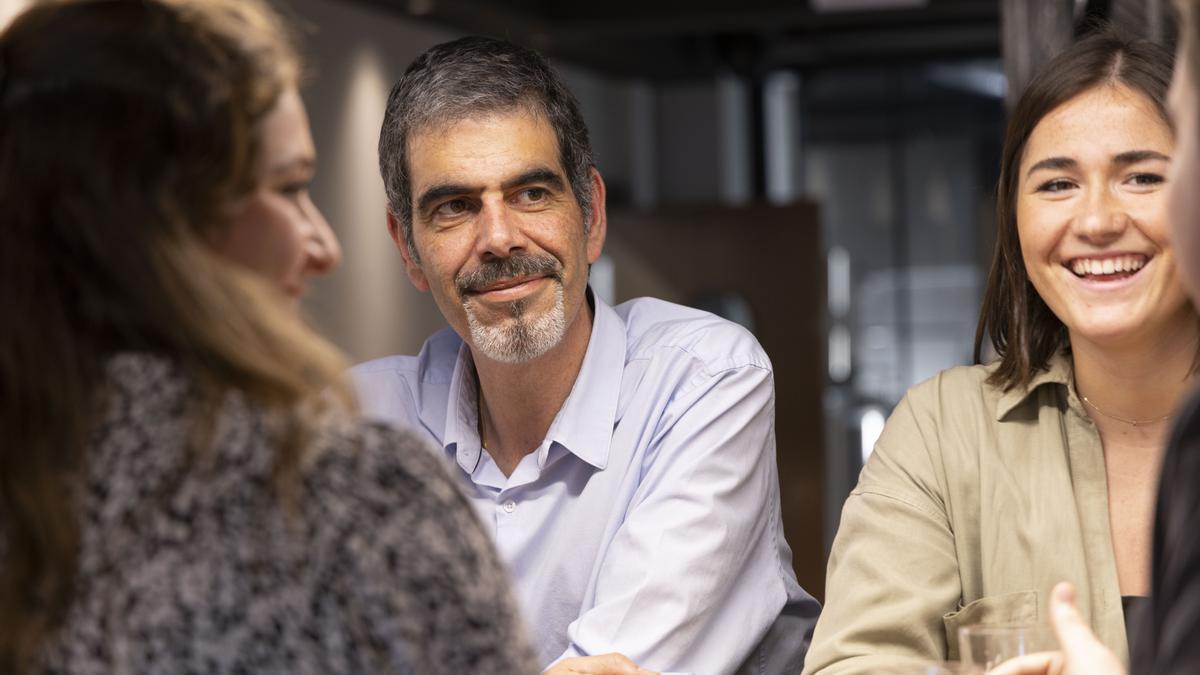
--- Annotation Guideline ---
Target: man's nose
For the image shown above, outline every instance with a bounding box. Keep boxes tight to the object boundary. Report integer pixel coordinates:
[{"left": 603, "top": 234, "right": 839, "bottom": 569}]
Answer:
[{"left": 475, "top": 197, "right": 526, "bottom": 259}]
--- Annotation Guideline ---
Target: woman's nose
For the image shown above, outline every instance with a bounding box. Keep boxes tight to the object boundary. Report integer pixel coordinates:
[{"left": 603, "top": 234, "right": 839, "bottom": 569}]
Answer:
[
  {"left": 1073, "top": 188, "right": 1127, "bottom": 245},
  {"left": 304, "top": 197, "right": 341, "bottom": 275}
]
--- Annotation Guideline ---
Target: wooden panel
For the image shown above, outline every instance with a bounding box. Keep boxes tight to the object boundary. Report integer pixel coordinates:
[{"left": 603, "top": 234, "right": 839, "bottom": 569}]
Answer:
[{"left": 604, "top": 203, "right": 828, "bottom": 599}]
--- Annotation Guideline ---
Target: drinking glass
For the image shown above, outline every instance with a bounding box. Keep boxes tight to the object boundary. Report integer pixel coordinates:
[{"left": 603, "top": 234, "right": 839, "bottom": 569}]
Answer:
[
  {"left": 861, "top": 662, "right": 971, "bottom": 675},
  {"left": 958, "top": 623, "right": 1050, "bottom": 671}
]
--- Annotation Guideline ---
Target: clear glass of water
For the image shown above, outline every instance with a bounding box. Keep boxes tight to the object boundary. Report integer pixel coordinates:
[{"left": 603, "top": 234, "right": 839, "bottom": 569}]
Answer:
[
  {"left": 861, "top": 662, "right": 972, "bottom": 675},
  {"left": 958, "top": 623, "right": 1049, "bottom": 671}
]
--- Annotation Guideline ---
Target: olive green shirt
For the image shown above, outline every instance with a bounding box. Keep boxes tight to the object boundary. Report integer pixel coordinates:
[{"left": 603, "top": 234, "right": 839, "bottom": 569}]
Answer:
[{"left": 804, "top": 354, "right": 1128, "bottom": 674}]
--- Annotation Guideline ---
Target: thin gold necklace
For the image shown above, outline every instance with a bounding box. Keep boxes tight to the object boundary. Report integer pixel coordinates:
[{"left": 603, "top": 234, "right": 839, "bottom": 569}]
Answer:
[{"left": 1081, "top": 395, "right": 1173, "bottom": 427}]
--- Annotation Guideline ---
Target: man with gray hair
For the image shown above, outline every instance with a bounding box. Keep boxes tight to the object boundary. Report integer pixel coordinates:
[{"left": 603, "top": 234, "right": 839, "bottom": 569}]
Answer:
[{"left": 353, "top": 36, "right": 819, "bottom": 675}]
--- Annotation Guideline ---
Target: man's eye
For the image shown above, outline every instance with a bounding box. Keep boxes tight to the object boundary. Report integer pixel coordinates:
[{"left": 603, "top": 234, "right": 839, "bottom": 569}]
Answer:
[
  {"left": 519, "top": 188, "right": 547, "bottom": 203},
  {"left": 1036, "top": 179, "right": 1075, "bottom": 193},
  {"left": 436, "top": 199, "right": 470, "bottom": 216}
]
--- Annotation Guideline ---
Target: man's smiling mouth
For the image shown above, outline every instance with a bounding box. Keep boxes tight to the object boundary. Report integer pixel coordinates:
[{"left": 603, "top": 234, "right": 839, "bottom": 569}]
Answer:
[{"left": 468, "top": 275, "right": 546, "bottom": 295}]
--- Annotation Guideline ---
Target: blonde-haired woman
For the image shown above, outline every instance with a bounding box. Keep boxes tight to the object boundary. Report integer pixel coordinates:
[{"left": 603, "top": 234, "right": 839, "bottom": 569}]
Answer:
[{"left": 0, "top": 0, "right": 534, "bottom": 672}]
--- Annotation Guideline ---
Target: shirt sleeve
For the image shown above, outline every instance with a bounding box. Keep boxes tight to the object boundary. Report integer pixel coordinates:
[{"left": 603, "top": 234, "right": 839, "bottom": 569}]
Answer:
[
  {"left": 551, "top": 357, "right": 818, "bottom": 675},
  {"left": 332, "top": 424, "right": 539, "bottom": 675},
  {"left": 801, "top": 389, "right": 962, "bottom": 674}
]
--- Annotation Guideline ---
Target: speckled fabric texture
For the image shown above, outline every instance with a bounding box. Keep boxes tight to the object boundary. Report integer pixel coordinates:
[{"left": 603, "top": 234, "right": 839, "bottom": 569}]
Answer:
[{"left": 35, "top": 354, "right": 536, "bottom": 674}]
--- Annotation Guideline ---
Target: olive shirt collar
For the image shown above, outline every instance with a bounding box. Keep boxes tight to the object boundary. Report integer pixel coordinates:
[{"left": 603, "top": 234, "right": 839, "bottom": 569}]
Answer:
[{"left": 996, "top": 351, "right": 1079, "bottom": 421}]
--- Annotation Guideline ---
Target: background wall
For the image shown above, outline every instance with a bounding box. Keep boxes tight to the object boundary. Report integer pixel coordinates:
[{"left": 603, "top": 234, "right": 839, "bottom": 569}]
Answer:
[
  {"left": 281, "top": 0, "right": 455, "bottom": 362},
  {"left": 0, "top": 0, "right": 28, "bottom": 29}
]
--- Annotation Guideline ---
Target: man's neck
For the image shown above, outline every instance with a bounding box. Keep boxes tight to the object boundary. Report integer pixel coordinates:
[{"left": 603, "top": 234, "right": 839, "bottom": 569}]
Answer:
[{"left": 474, "top": 301, "right": 594, "bottom": 476}]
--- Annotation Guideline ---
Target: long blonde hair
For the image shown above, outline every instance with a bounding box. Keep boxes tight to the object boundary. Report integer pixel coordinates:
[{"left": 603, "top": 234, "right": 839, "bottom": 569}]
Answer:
[{"left": 0, "top": 0, "right": 349, "bottom": 668}]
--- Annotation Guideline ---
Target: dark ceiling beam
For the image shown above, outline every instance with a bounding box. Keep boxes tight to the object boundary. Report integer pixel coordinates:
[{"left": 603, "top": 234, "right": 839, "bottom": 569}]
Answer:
[
  {"left": 352, "top": 0, "right": 998, "bottom": 40},
  {"left": 350, "top": 0, "right": 553, "bottom": 45},
  {"left": 343, "top": 0, "right": 1001, "bottom": 80},
  {"left": 544, "top": 1, "right": 998, "bottom": 37},
  {"left": 766, "top": 24, "right": 999, "bottom": 68}
]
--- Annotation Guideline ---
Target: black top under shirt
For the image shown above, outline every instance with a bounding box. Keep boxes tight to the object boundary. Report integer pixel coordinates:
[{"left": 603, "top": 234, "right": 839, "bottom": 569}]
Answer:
[{"left": 1130, "top": 384, "right": 1200, "bottom": 674}]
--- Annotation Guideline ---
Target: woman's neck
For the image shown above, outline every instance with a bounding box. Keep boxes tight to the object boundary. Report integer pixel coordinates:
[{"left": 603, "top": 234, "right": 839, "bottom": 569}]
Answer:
[{"left": 1070, "top": 318, "right": 1198, "bottom": 442}]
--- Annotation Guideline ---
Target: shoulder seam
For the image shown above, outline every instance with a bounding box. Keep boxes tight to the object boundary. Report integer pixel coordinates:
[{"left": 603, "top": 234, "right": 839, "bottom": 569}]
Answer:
[{"left": 850, "top": 487, "right": 948, "bottom": 524}]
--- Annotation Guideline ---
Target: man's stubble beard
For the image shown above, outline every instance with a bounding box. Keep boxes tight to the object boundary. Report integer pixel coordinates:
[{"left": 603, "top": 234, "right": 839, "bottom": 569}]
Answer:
[{"left": 463, "top": 280, "right": 567, "bottom": 364}]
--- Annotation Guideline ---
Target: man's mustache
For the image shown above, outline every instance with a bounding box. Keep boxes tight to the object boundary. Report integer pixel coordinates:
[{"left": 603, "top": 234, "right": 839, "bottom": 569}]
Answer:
[{"left": 456, "top": 253, "right": 563, "bottom": 297}]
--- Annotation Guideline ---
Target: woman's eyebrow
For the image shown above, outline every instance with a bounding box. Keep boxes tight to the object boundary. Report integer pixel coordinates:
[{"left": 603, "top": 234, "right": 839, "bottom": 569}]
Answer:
[
  {"left": 268, "top": 154, "right": 315, "bottom": 177},
  {"left": 1025, "top": 156, "right": 1076, "bottom": 178},
  {"left": 1112, "top": 149, "right": 1170, "bottom": 166}
]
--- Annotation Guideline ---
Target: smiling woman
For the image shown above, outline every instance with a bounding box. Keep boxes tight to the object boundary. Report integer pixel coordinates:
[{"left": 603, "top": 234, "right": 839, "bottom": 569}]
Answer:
[
  {"left": 1015, "top": 83, "right": 1188, "bottom": 356},
  {"left": 804, "top": 30, "right": 1197, "bottom": 674}
]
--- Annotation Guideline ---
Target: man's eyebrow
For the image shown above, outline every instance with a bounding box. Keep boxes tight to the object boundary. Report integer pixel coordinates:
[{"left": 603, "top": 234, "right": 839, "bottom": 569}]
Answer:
[
  {"left": 502, "top": 168, "right": 566, "bottom": 192},
  {"left": 1025, "top": 156, "right": 1076, "bottom": 178},
  {"left": 1112, "top": 149, "right": 1170, "bottom": 166},
  {"left": 416, "top": 183, "right": 474, "bottom": 215}
]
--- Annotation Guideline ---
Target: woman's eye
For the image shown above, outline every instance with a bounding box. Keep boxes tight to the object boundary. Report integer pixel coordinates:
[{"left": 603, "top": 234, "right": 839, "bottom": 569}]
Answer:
[
  {"left": 279, "top": 182, "right": 309, "bottom": 198},
  {"left": 1036, "top": 179, "right": 1075, "bottom": 193},
  {"left": 1129, "top": 173, "right": 1165, "bottom": 186}
]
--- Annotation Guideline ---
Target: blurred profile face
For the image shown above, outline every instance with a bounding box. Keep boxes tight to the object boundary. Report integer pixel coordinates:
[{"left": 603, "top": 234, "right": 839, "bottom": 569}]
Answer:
[
  {"left": 1168, "top": 50, "right": 1200, "bottom": 302},
  {"left": 1017, "top": 83, "right": 1190, "bottom": 349},
  {"left": 394, "top": 111, "right": 605, "bottom": 364},
  {"left": 215, "top": 86, "right": 341, "bottom": 306}
]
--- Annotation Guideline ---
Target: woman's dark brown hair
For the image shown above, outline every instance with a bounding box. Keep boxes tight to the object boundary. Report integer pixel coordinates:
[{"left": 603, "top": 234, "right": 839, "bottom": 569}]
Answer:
[
  {"left": 0, "top": 0, "right": 348, "bottom": 669},
  {"left": 974, "top": 30, "right": 1175, "bottom": 390}
]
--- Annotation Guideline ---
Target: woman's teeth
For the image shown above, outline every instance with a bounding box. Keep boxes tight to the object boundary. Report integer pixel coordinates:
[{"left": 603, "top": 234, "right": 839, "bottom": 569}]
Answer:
[{"left": 1070, "top": 256, "right": 1146, "bottom": 277}]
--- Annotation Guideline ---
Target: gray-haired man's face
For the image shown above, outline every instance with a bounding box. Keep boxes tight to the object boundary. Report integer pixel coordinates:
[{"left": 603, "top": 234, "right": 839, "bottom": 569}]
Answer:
[{"left": 391, "top": 110, "right": 605, "bottom": 364}]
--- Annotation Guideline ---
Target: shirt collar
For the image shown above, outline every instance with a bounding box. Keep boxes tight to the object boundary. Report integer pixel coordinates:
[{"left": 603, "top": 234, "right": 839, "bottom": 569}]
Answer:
[
  {"left": 444, "top": 342, "right": 483, "bottom": 474},
  {"left": 441, "top": 287, "right": 626, "bottom": 473},
  {"left": 995, "top": 350, "right": 1074, "bottom": 421},
  {"left": 541, "top": 290, "right": 625, "bottom": 470}
]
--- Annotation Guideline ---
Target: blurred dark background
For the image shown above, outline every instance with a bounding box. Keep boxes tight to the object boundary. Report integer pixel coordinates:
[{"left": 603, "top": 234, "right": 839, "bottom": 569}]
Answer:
[{"left": 0, "top": 0, "right": 1171, "bottom": 600}]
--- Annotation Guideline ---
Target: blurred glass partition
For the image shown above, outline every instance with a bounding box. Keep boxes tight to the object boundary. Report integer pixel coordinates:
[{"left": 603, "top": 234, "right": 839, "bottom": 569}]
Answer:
[{"left": 793, "top": 60, "right": 1005, "bottom": 548}]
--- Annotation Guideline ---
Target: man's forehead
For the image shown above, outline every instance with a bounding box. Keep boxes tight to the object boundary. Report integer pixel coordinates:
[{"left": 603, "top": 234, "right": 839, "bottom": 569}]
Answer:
[{"left": 406, "top": 109, "right": 567, "bottom": 186}]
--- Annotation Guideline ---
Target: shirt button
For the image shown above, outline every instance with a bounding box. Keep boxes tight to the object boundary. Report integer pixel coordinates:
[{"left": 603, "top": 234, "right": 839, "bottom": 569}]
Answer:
[{"left": 502, "top": 499, "right": 516, "bottom": 514}]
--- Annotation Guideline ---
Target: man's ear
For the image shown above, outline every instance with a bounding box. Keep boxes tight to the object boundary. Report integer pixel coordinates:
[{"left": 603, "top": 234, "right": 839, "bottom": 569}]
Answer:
[
  {"left": 387, "top": 211, "right": 430, "bottom": 292},
  {"left": 585, "top": 167, "right": 607, "bottom": 264}
]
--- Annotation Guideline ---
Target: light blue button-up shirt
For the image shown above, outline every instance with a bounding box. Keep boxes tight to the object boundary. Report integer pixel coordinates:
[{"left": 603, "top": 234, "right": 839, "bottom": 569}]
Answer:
[{"left": 351, "top": 292, "right": 819, "bottom": 674}]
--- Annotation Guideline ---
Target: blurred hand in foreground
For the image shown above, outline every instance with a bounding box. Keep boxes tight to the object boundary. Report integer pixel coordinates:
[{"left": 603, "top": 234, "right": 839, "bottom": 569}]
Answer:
[
  {"left": 544, "top": 653, "right": 660, "bottom": 675},
  {"left": 988, "top": 582, "right": 1125, "bottom": 675}
]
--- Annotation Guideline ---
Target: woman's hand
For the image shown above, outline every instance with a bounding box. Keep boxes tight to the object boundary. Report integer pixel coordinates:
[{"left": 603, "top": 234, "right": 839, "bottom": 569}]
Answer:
[
  {"left": 988, "top": 582, "right": 1125, "bottom": 675},
  {"left": 544, "top": 653, "right": 659, "bottom": 675}
]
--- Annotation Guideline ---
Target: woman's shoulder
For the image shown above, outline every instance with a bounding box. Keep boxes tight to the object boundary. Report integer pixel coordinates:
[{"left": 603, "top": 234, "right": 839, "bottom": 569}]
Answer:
[
  {"left": 899, "top": 361, "right": 1006, "bottom": 423},
  {"left": 863, "top": 363, "right": 1010, "bottom": 486},
  {"left": 303, "top": 420, "right": 466, "bottom": 525},
  {"left": 299, "top": 420, "right": 534, "bottom": 672}
]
